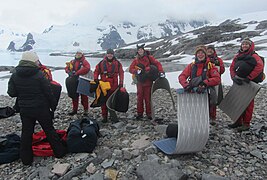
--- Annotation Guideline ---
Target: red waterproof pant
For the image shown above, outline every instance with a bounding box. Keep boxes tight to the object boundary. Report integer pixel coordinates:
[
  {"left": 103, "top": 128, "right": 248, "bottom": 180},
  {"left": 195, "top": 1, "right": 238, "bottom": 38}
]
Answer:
[
  {"left": 236, "top": 99, "right": 254, "bottom": 126},
  {"left": 209, "top": 104, "right": 216, "bottom": 120},
  {"left": 137, "top": 84, "right": 152, "bottom": 116},
  {"left": 72, "top": 94, "right": 88, "bottom": 111},
  {"left": 101, "top": 90, "right": 115, "bottom": 118}
]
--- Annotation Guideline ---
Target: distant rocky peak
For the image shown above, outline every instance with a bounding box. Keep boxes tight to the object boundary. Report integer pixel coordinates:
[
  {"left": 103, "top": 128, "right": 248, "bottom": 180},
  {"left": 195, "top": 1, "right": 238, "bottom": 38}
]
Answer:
[
  {"left": 121, "top": 21, "right": 136, "bottom": 28},
  {"left": 43, "top": 25, "right": 54, "bottom": 34},
  {"left": 188, "top": 20, "right": 209, "bottom": 28}
]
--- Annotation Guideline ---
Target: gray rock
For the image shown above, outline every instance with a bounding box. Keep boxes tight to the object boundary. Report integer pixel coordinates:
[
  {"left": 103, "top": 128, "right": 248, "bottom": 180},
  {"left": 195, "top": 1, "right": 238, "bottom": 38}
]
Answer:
[
  {"left": 250, "top": 150, "right": 263, "bottom": 160},
  {"left": 101, "top": 159, "right": 115, "bottom": 169},
  {"left": 111, "top": 122, "right": 125, "bottom": 129},
  {"left": 136, "top": 160, "right": 188, "bottom": 180},
  {"left": 131, "top": 149, "right": 140, "bottom": 157},
  {"left": 147, "top": 154, "right": 160, "bottom": 162},
  {"left": 122, "top": 149, "right": 132, "bottom": 160},
  {"left": 154, "top": 125, "right": 168, "bottom": 135},
  {"left": 97, "top": 147, "right": 112, "bottom": 160},
  {"left": 87, "top": 173, "right": 104, "bottom": 180},
  {"left": 169, "top": 159, "right": 182, "bottom": 169},
  {"left": 144, "top": 146, "right": 157, "bottom": 155},
  {"left": 202, "top": 174, "right": 229, "bottom": 180}
]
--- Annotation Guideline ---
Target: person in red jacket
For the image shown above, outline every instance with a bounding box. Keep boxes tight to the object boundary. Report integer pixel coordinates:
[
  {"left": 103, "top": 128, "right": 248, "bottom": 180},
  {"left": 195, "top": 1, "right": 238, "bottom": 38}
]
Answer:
[
  {"left": 129, "top": 44, "right": 164, "bottom": 120},
  {"left": 178, "top": 45, "right": 221, "bottom": 124},
  {"left": 65, "top": 50, "right": 90, "bottom": 115},
  {"left": 207, "top": 45, "right": 225, "bottom": 75},
  {"left": 94, "top": 49, "right": 124, "bottom": 123},
  {"left": 228, "top": 38, "right": 264, "bottom": 132},
  {"left": 207, "top": 45, "right": 225, "bottom": 125}
]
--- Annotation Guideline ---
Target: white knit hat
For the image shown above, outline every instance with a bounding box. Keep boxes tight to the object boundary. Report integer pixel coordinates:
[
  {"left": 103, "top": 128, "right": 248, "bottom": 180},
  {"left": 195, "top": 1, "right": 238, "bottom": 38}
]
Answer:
[
  {"left": 76, "top": 49, "right": 83, "bottom": 54},
  {"left": 21, "top": 51, "right": 39, "bottom": 63}
]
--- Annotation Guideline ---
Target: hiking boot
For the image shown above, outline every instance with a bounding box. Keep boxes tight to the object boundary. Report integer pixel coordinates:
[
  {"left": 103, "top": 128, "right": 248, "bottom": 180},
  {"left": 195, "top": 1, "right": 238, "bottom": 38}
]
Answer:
[
  {"left": 228, "top": 122, "right": 242, "bottom": 129},
  {"left": 102, "top": 117, "right": 108, "bottom": 123},
  {"left": 111, "top": 117, "right": 119, "bottom": 123},
  {"left": 237, "top": 124, "right": 250, "bottom": 132},
  {"left": 210, "top": 119, "right": 216, "bottom": 126},
  {"left": 68, "top": 110, "right": 77, "bottom": 116},
  {"left": 83, "top": 110, "right": 88, "bottom": 116},
  {"left": 136, "top": 114, "right": 143, "bottom": 120}
]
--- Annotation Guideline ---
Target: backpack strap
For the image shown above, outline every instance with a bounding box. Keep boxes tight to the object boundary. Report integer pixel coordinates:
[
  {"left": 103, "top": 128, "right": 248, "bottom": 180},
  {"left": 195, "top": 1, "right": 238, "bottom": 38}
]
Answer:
[{"left": 99, "top": 59, "right": 120, "bottom": 77}]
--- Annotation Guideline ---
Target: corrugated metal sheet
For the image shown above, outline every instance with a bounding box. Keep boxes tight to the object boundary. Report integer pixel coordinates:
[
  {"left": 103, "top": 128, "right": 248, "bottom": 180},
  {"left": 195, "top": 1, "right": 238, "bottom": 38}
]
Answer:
[
  {"left": 153, "top": 89, "right": 209, "bottom": 154},
  {"left": 218, "top": 81, "right": 261, "bottom": 122},
  {"left": 175, "top": 89, "right": 209, "bottom": 154}
]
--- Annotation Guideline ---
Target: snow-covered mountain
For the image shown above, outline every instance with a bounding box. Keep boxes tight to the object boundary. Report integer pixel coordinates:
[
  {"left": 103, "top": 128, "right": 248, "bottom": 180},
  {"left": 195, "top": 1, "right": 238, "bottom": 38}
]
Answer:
[
  {"left": 1, "top": 18, "right": 208, "bottom": 52},
  {"left": 0, "top": 25, "right": 27, "bottom": 50},
  {"left": 118, "top": 11, "right": 267, "bottom": 61}
]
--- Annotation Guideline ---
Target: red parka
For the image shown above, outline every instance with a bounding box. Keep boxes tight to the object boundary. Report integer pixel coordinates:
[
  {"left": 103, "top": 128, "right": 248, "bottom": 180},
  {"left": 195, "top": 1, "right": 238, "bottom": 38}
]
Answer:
[
  {"left": 129, "top": 54, "right": 164, "bottom": 86},
  {"left": 179, "top": 59, "right": 221, "bottom": 88},
  {"left": 208, "top": 52, "right": 225, "bottom": 75},
  {"left": 39, "top": 65, "right": 53, "bottom": 81},
  {"left": 65, "top": 55, "right": 90, "bottom": 76},
  {"left": 94, "top": 57, "right": 124, "bottom": 91},
  {"left": 230, "top": 41, "right": 263, "bottom": 80}
]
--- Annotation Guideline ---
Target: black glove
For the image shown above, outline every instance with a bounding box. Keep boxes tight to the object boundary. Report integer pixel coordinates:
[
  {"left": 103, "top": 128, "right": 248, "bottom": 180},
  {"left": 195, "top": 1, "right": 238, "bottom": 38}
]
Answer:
[
  {"left": 196, "top": 86, "right": 206, "bottom": 94},
  {"left": 94, "top": 79, "right": 99, "bottom": 84},
  {"left": 199, "top": 81, "right": 207, "bottom": 87},
  {"left": 184, "top": 85, "right": 192, "bottom": 92},
  {"left": 232, "top": 77, "right": 243, "bottom": 85}
]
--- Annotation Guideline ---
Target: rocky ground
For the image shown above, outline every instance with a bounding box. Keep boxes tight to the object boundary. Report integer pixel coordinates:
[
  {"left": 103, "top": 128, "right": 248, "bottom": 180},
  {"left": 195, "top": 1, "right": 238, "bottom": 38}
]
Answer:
[{"left": 0, "top": 85, "right": 266, "bottom": 180}]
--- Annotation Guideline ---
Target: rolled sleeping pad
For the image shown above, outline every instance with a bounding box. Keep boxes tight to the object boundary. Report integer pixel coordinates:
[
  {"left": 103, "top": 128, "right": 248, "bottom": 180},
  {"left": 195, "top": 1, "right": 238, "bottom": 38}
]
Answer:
[{"left": 166, "top": 123, "right": 178, "bottom": 138}]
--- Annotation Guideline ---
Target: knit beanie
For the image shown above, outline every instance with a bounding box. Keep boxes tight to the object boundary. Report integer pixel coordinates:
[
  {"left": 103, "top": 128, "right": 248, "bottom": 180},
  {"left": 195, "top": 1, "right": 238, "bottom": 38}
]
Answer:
[
  {"left": 106, "top": 48, "right": 114, "bottom": 55},
  {"left": 137, "top": 43, "right": 145, "bottom": 50},
  {"left": 195, "top": 45, "right": 207, "bottom": 55},
  {"left": 21, "top": 51, "right": 39, "bottom": 63},
  {"left": 207, "top": 45, "right": 215, "bottom": 52},
  {"left": 241, "top": 38, "right": 252, "bottom": 46},
  {"left": 76, "top": 49, "right": 83, "bottom": 54}
]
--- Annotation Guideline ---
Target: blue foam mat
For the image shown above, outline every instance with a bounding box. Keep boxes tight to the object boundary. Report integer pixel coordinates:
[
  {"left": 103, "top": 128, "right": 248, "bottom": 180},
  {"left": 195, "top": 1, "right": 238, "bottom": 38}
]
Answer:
[
  {"left": 77, "top": 78, "right": 95, "bottom": 98},
  {"left": 153, "top": 138, "right": 177, "bottom": 155}
]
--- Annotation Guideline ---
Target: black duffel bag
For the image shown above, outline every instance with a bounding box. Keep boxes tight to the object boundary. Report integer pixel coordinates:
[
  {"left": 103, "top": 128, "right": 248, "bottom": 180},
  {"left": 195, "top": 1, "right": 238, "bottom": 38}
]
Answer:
[
  {"left": 65, "top": 76, "right": 79, "bottom": 99},
  {"left": 67, "top": 117, "right": 100, "bottom": 153},
  {"left": 0, "top": 134, "right": 20, "bottom": 164},
  {"left": 0, "top": 106, "right": 15, "bottom": 119}
]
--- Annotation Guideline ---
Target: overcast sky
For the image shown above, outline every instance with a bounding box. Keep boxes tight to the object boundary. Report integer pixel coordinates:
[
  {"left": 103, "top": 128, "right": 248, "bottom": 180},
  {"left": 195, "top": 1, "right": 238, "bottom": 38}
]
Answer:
[{"left": 1, "top": 0, "right": 267, "bottom": 33}]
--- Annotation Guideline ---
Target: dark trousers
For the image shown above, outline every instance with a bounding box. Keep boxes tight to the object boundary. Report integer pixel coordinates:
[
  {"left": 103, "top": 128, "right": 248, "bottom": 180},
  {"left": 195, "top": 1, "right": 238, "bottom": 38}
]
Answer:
[{"left": 20, "top": 107, "right": 67, "bottom": 165}]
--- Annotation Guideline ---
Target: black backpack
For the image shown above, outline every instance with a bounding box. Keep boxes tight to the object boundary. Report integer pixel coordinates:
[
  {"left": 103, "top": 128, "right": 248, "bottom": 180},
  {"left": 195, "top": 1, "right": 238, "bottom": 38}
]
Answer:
[
  {"left": 67, "top": 118, "right": 100, "bottom": 153},
  {"left": 0, "top": 134, "right": 20, "bottom": 164},
  {"left": 234, "top": 55, "right": 257, "bottom": 78},
  {"left": 252, "top": 53, "right": 265, "bottom": 83}
]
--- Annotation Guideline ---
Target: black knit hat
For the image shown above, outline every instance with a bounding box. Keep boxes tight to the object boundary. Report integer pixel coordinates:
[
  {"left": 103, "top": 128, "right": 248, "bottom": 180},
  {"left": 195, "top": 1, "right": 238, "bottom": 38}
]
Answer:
[
  {"left": 207, "top": 45, "right": 215, "bottom": 51},
  {"left": 106, "top": 48, "right": 114, "bottom": 55},
  {"left": 137, "top": 43, "right": 145, "bottom": 50}
]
